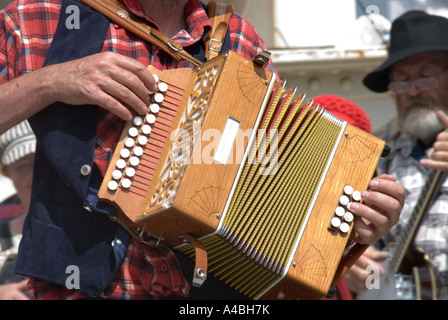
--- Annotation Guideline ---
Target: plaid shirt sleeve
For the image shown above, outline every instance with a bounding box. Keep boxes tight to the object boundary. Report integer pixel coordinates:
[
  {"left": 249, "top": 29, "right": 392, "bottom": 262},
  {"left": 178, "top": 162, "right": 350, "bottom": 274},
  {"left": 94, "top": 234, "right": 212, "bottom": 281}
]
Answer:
[
  {"left": 228, "top": 12, "right": 276, "bottom": 74},
  {"left": 0, "top": 5, "right": 18, "bottom": 82}
]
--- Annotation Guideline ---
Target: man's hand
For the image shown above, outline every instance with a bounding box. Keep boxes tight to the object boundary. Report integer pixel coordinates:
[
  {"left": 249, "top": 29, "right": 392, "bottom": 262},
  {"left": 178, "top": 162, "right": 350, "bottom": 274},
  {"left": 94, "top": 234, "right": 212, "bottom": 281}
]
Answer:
[
  {"left": 344, "top": 246, "right": 388, "bottom": 294},
  {"left": 348, "top": 174, "right": 405, "bottom": 244},
  {"left": 0, "top": 279, "right": 29, "bottom": 300},
  {"left": 420, "top": 111, "right": 448, "bottom": 171},
  {"left": 46, "top": 51, "right": 157, "bottom": 121}
]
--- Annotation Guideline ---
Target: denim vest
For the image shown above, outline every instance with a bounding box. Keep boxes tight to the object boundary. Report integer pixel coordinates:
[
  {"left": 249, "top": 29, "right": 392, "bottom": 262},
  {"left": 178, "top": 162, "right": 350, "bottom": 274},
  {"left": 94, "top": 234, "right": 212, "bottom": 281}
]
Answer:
[{"left": 15, "top": 0, "right": 231, "bottom": 297}]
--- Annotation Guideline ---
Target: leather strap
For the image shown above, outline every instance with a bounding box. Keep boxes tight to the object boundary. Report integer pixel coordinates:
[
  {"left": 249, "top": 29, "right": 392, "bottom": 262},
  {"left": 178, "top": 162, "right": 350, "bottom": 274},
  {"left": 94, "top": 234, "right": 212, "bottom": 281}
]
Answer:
[
  {"left": 180, "top": 234, "right": 208, "bottom": 288},
  {"left": 205, "top": 1, "right": 234, "bottom": 61},
  {"left": 80, "top": 0, "right": 202, "bottom": 66}
]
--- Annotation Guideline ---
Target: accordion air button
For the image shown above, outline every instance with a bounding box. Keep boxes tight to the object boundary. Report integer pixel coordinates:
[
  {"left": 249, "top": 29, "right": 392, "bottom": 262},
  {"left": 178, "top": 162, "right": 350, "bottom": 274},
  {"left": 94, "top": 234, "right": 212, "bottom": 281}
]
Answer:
[
  {"left": 116, "top": 159, "right": 126, "bottom": 169},
  {"left": 158, "top": 82, "right": 168, "bottom": 93},
  {"left": 150, "top": 102, "right": 160, "bottom": 113},
  {"left": 125, "top": 137, "right": 135, "bottom": 148},
  {"left": 335, "top": 206, "right": 345, "bottom": 217},
  {"left": 120, "top": 148, "right": 130, "bottom": 158},
  {"left": 125, "top": 167, "right": 135, "bottom": 177},
  {"left": 138, "top": 136, "right": 148, "bottom": 146},
  {"left": 129, "top": 156, "right": 140, "bottom": 167},
  {"left": 132, "top": 116, "right": 143, "bottom": 126},
  {"left": 121, "top": 178, "right": 131, "bottom": 189},
  {"left": 331, "top": 217, "right": 341, "bottom": 228},
  {"left": 128, "top": 127, "right": 139, "bottom": 137},
  {"left": 108, "top": 180, "right": 118, "bottom": 191},
  {"left": 146, "top": 114, "right": 156, "bottom": 124},
  {"left": 80, "top": 164, "right": 91, "bottom": 176},
  {"left": 352, "top": 191, "right": 362, "bottom": 202},
  {"left": 133, "top": 146, "right": 144, "bottom": 157},
  {"left": 339, "top": 222, "right": 350, "bottom": 233},
  {"left": 141, "top": 125, "right": 152, "bottom": 135},
  {"left": 112, "top": 170, "right": 122, "bottom": 180}
]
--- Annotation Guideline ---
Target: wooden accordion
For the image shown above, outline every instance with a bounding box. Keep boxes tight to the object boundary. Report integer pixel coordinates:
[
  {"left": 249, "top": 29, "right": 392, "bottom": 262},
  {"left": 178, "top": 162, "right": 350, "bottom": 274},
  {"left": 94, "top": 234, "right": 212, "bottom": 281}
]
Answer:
[{"left": 98, "top": 50, "right": 386, "bottom": 300}]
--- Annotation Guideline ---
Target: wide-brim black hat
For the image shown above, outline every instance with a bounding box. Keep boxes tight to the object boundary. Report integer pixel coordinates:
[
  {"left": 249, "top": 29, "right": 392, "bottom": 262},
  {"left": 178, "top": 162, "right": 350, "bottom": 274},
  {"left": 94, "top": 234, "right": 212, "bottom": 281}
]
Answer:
[{"left": 363, "top": 10, "right": 448, "bottom": 92}]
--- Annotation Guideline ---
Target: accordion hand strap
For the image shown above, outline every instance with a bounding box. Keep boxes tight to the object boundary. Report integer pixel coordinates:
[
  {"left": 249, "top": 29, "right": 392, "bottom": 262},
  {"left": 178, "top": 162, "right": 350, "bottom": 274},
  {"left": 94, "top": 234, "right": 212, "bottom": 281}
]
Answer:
[
  {"left": 80, "top": 0, "right": 234, "bottom": 66},
  {"left": 205, "top": 1, "right": 234, "bottom": 61},
  {"left": 180, "top": 234, "right": 208, "bottom": 288},
  {"left": 80, "top": 0, "right": 203, "bottom": 66}
]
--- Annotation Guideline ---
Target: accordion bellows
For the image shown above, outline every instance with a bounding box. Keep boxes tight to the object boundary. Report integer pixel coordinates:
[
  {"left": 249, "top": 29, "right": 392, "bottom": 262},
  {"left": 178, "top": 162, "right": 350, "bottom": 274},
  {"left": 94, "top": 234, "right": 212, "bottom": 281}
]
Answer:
[{"left": 98, "top": 50, "right": 386, "bottom": 300}]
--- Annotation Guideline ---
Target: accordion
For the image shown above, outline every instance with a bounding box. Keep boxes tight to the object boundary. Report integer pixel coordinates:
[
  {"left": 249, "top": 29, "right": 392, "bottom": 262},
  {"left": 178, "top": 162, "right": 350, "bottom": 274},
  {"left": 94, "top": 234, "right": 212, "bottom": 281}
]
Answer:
[{"left": 98, "top": 50, "right": 386, "bottom": 300}]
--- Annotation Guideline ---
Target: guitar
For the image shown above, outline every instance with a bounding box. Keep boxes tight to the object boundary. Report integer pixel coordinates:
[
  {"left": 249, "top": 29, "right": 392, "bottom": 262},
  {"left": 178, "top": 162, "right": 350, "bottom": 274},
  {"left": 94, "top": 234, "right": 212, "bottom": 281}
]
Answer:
[{"left": 357, "top": 169, "right": 446, "bottom": 300}]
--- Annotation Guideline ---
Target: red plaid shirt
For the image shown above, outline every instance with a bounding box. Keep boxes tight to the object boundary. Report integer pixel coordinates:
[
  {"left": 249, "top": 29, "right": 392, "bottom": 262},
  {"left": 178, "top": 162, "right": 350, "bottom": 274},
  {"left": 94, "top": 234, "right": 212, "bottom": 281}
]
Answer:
[{"left": 0, "top": 0, "right": 274, "bottom": 299}]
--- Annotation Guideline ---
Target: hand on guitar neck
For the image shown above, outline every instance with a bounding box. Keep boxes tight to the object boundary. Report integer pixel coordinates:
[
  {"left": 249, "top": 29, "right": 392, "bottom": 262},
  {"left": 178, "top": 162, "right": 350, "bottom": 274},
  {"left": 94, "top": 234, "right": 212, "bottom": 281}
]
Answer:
[{"left": 420, "top": 111, "right": 448, "bottom": 172}]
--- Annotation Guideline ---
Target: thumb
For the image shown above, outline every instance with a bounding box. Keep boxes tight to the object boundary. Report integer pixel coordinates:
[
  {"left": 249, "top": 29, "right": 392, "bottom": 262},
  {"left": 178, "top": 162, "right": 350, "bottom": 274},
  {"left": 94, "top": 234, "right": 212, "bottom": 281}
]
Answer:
[{"left": 437, "top": 110, "right": 448, "bottom": 129}]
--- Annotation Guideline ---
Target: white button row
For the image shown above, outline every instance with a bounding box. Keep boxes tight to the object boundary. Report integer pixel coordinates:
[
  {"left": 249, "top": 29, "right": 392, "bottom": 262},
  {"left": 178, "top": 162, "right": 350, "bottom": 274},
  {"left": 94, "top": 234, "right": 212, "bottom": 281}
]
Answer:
[
  {"left": 107, "top": 78, "right": 168, "bottom": 192},
  {"left": 330, "top": 185, "right": 361, "bottom": 234}
]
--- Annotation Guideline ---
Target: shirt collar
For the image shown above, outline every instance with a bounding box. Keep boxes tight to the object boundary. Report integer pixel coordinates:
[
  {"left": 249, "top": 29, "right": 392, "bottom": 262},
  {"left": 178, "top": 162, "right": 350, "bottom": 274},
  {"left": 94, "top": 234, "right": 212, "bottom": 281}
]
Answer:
[{"left": 118, "top": 0, "right": 212, "bottom": 45}]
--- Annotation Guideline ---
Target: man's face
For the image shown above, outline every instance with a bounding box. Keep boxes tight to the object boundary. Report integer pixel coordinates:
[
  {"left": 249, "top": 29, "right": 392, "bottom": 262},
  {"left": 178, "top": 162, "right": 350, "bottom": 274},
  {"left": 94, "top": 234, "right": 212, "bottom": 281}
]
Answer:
[
  {"left": 390, "top": 51, "right": 448, "bottom": 142},
  {"left": 3, "top": 153, "right": 34, "bottom": 212}
]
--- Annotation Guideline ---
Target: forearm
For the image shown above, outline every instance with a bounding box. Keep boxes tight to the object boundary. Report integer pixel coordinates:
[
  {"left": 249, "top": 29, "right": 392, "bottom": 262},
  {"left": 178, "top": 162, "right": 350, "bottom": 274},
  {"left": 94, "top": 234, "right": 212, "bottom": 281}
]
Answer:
[{"left": 0, "top": 67, "right": 56, "bottom": 134}]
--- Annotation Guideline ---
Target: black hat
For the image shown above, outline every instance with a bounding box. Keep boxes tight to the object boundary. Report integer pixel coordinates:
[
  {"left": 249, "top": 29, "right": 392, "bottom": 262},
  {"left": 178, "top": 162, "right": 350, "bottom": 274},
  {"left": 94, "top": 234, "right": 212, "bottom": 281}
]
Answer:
[{"left": 363, "top": 10, "right": 448, "bottom": 92}]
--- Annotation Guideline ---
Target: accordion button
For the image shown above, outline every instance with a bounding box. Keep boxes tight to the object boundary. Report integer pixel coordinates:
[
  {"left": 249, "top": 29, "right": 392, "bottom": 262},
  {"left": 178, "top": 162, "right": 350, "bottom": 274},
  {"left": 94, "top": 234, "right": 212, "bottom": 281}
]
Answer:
[
  {"left": 339, "top": 195, "right": 350, "bottom": 206},
  {"left": 152, "top": 74, "right": 159, "bottom": 84},
  {"left": 120, "top": 148, "right": 130, "bottom": 159},
  {"left": 335, "top": 206, "right": 345, "bottom": 217},
  {"left": 150, "top": 103, "right": 160, "bottom": 113},
  {"left": 153, "top": 93, "right": 164, "bottom": 104},
  {"left": 138, "top": 136, "right": 148, "bottom": 146},
  {"left": 344, "top": 185, "right": 354, "bottom": 195},
  {"left": 121, "top": 178, "right": 131, "bottom": 189},
  {"left": 146, "top": 114, "right": 156, "bottom": 124},
  {"left": 108, "top": 180, "right": 118, "bottom": 191},
  {"left": 125, "top": 167, "right": 135, "bottom": 177},
  {"left": 340, "top": 222, "right": 350, "bottom": 233},
  {"left": 125, "top": 138, "right": 135, "bottom": 148},
  {"left": 129, "top": 156, "right": 140, "bottom": 167},
  {"left": 142, "top": 125, "right": 152, "bottom": 135},
  {"left": 158, "top": 82, "right": 168, "bottom": 93},
  {"left": 112, "top": 170, "right": 122, "bottom": 180},
  {"left": 128, "top": 127, "right": 139, "bottom": 137},
  {"left": 344, "top": 212, "right": 354, "bottom": 223},
  {"left": 133, "top": 116, "right": 143, "bottom": 127},
  {"left": 352, "top": 191, "right": 362, "bottom": 202},
  {"left": 80, "top": 164, "right": 91, "bottom": 176},
  {"left": 116, "top": 159, "right": 126, "bottom": 169},
  {"left": 133, "top": 146, "right": 144, "bottom": 157},
  {"left": 331, "top": 217, "right": 341, "bottom": 228}
]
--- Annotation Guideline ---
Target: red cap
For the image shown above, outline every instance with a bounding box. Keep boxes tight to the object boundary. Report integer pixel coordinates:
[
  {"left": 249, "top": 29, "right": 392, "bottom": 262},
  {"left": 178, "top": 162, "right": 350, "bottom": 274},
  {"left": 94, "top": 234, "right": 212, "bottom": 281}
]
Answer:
[{"left": 313, "top": 94, "right": 372, "bottom": 133}]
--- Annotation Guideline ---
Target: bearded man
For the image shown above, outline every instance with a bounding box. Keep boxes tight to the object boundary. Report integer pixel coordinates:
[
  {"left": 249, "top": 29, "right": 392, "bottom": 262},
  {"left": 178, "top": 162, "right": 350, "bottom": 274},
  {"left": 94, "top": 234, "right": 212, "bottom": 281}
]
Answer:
[{"left": 345, "top": 11, "right": 448, "bottom": 300}]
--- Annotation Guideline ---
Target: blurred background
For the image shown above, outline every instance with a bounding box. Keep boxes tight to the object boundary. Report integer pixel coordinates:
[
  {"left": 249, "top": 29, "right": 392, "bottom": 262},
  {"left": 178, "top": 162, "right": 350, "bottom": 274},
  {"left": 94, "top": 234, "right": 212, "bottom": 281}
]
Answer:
[{"left": 1, "top": 0, "right": 447, "bottom": 198}]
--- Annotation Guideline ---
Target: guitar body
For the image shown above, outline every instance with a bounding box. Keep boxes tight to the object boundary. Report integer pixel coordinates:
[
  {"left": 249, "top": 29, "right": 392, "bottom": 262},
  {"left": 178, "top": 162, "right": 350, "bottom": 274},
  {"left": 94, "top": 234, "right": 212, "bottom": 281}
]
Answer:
[{"left": 357, "top": 244, "right": 437, "bottom": 300}]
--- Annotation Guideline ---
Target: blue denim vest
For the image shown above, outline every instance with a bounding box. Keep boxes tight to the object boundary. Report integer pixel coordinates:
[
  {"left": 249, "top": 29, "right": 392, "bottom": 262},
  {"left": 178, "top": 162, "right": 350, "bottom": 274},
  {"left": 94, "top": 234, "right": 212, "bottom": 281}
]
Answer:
[{"left": 15, "top": 0, "right": 231, "bottom": 297}]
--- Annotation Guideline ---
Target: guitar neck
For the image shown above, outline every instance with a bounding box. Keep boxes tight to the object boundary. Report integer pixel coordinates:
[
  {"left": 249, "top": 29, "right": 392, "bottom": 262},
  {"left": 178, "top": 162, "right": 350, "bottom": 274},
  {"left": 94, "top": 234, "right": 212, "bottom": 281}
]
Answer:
[{"left": 391, "top": 169, "right": 446, "bottom": 273}]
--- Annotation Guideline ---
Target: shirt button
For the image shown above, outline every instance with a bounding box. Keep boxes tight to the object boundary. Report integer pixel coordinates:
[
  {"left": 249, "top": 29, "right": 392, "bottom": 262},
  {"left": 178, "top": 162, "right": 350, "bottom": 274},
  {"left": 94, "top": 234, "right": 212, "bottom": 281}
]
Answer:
[
  {"left": 160, "top": 264, "right": 168, "bottom": 272},
  {"left": 80, "top": 164, "right": 92, "bottom": 176}
]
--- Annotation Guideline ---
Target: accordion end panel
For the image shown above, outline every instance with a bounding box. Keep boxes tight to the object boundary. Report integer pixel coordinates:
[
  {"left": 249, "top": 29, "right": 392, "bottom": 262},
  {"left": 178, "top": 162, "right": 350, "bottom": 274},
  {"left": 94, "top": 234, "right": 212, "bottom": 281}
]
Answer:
[
  {"left": 134, "top": 51, "right": 276, "bottom": 247},
  {"left": 258, "top": 124, "right": 386, "bottom": 300},
  {"left": 97, "top": 67, "right": 194, "bottom": 229}
]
